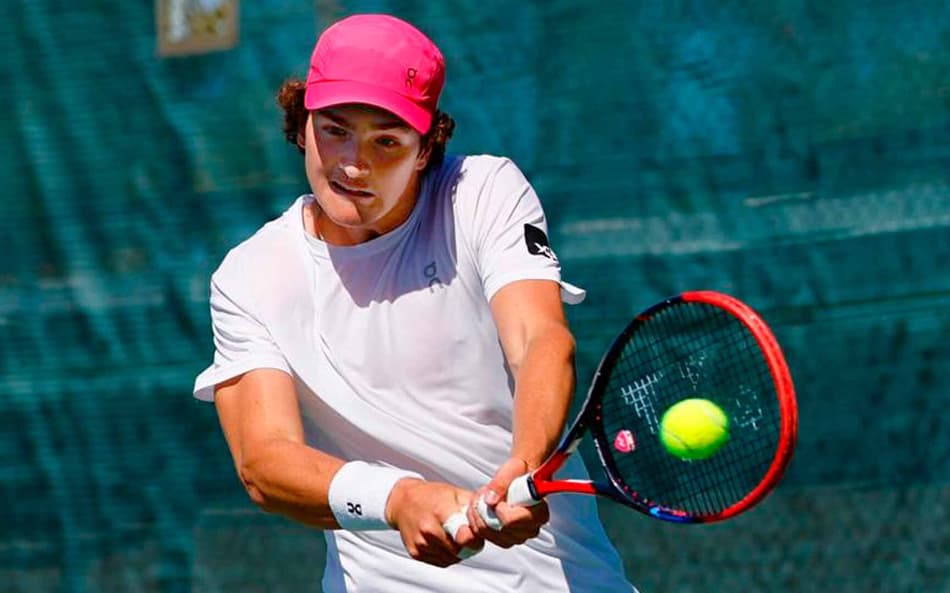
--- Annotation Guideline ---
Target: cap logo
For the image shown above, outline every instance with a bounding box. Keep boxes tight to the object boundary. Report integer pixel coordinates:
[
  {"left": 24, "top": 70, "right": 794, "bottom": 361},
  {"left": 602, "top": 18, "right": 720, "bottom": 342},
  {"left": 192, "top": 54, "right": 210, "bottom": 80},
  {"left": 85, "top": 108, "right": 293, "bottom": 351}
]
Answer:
[{"left": 406, "top": 68, "right": 417, "bottom": 88}]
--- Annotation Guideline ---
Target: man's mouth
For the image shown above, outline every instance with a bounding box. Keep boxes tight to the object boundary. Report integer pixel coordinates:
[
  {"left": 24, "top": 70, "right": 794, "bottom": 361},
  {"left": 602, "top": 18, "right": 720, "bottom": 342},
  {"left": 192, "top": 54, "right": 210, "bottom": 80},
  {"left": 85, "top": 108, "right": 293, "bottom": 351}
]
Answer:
[{"left": 331, "top": 180, "right": 374, "bottom": 198}]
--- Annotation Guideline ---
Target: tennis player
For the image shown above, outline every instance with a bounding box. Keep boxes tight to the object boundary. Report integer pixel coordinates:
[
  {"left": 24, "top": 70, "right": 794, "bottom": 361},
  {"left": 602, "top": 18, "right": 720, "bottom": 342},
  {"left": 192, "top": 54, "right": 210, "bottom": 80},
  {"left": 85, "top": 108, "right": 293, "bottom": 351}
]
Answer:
[{"left": 193, "top": 13, "right": 635, "bottom": 593}]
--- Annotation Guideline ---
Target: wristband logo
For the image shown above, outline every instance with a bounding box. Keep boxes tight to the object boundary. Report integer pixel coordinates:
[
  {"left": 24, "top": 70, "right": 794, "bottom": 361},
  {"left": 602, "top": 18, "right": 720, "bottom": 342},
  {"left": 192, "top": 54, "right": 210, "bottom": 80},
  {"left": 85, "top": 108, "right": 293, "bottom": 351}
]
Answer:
[{"left": 346, "top": 502, "right": 363, "bottom": 516}]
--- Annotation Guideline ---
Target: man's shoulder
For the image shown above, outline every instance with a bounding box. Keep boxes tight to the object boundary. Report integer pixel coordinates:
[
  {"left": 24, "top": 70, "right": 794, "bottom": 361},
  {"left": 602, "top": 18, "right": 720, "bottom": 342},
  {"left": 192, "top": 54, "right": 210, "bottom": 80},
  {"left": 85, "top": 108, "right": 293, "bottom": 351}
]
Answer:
[
  {"left": 427, "top": 154, "right": 525, "bottom": 201},
  {"left": 448, "top": 153, "right": 516, "bottom": 179},
  {"left": 431, "top": 154, "right": 533, "bottom": 215},
  {"left": 428, "top": 153, "right": 513, "bottom": 183},
  {"left": 212, "top": 197, "right": 306, "bottom": 289}
]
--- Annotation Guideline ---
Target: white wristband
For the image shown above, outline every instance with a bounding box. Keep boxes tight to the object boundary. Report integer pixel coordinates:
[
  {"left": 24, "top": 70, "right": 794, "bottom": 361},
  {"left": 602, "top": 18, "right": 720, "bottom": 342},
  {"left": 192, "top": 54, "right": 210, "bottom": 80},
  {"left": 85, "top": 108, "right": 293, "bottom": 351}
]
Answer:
[{"left": 328, "top": 461, "right": 422, "bottom": 530}]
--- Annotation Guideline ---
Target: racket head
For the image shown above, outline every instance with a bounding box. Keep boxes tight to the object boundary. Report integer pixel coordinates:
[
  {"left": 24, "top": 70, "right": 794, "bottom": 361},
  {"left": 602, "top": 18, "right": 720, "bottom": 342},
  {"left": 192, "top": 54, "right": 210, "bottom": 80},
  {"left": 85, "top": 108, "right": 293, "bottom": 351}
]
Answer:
[{"left": 582, "top": 290, "right": 797, "bottom": 523}]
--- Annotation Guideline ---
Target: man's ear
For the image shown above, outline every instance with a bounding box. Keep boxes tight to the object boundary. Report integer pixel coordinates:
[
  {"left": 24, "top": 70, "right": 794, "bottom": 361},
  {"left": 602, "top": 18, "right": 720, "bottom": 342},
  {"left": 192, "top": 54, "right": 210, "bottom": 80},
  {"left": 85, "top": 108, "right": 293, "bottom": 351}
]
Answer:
[
  {"left": 296, "top": 111, "right": 311, "bottom": 151},
  {"left": 416, "top": 141, "right": 433, "bottom": 170}
]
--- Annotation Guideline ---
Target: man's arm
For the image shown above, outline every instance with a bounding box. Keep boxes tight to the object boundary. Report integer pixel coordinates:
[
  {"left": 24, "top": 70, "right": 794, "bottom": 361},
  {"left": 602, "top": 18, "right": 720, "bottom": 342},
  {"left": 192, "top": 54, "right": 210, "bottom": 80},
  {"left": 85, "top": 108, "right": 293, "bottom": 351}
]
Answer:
[
  {"left": 466, "top": 279, "right": 575, "bottom": 545},
  {"left": 214, "top": 368, "right": 344, "bottom": 528},
  {"left": 213, "top": 368, "right": 482, "bottom": 565},
  {"left": 491, "top": 279, "right": 575, "bottom": 468}
]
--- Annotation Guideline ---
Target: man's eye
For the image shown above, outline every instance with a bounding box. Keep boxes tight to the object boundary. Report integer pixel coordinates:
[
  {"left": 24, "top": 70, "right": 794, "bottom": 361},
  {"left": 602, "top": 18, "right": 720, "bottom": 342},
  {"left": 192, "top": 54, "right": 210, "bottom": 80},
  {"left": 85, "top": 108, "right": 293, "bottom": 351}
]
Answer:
[
  {"left": 377, "top": 137, "right": 399, "bottom": 147},
  {"left": 323, "top": 126, "right": 346, "bottom": 136}
]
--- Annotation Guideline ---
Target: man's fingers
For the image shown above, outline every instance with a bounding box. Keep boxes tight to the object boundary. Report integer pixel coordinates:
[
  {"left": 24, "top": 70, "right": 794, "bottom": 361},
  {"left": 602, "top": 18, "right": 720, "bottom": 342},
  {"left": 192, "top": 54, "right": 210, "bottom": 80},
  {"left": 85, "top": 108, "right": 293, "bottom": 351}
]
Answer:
[
  {"left": 481, "top": 457, "right": 531, "bottom": 511},
  {"left": 442, "top": 508, "right": 469, "bottom": 540},
  {"left": 475, "top": 495, "right": 504, "bottom": 530},
  {"left": 406, "top": 538, "right": 460, "bottom": 567},
  {"left": 442, "top": 507, "right": 485, "bottom": 558},
  {"left": 481, "top": 479, "right": 503, "bottom": 506},
  {"left": 425, "top": 528, "right": 466, "bottom": 566},
  {"left": 455, "top": 525, "right": 484, "bottom": 560},
  {"left": 471, "top": 500, "right": 550, "bottom": 548}
]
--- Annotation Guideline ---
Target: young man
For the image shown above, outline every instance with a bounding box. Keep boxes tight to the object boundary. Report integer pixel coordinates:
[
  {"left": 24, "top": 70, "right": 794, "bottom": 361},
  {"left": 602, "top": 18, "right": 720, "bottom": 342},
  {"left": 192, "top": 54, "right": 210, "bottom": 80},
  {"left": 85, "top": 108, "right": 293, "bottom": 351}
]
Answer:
[{"left": 194, "top": 13, "right": 635, "bottom": 593}]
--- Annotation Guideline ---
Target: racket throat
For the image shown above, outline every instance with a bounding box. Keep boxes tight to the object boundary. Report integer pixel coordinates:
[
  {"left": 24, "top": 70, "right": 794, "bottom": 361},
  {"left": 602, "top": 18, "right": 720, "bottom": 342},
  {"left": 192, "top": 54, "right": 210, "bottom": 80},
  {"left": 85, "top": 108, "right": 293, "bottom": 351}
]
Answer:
[{"left": 534, "top": 478, "right": 600, "bottom": 498}]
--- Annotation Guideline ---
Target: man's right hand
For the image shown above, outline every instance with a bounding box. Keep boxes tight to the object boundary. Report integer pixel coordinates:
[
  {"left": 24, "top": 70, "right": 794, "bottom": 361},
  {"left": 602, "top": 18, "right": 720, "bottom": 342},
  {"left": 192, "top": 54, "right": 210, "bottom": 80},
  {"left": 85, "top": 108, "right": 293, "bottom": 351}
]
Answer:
[{"left": 385, "top": 479, "right": 484, "bottom": 567}]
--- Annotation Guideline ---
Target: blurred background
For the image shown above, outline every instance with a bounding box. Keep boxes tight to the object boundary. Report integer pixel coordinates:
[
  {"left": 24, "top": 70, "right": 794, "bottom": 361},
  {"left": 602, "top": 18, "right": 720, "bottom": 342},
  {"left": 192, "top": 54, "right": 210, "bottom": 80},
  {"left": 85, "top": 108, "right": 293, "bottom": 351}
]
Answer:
[{"left": 1, "top": 1, "right": 948, "bottom": 592}]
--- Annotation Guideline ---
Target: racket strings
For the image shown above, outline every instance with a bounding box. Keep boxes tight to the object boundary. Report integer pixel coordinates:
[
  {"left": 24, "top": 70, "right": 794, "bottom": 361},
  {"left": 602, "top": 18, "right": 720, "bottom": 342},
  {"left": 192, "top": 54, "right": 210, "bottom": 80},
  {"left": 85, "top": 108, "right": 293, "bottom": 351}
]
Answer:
[{"left": 597, "top": 302, "right": 781, "bottom": 517}]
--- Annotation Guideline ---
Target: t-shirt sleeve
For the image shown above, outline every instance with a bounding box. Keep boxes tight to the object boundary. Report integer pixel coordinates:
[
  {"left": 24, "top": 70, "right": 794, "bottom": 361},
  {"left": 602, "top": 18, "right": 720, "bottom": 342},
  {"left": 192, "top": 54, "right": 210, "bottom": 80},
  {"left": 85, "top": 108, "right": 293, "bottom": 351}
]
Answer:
[
  {"left": 192, "top": 269, "right": 291, "bottom": 402},
  {"left": 462, "top": 157, "right": 586, "bottom": 304}
]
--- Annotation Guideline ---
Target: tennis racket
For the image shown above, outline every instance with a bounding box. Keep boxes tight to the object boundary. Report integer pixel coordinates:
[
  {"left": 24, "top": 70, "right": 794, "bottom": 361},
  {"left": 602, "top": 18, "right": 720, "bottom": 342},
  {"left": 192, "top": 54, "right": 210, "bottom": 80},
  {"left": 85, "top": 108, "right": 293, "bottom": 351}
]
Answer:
[{"left": 474, "top": 290, "right": 798, "bottom": 525}]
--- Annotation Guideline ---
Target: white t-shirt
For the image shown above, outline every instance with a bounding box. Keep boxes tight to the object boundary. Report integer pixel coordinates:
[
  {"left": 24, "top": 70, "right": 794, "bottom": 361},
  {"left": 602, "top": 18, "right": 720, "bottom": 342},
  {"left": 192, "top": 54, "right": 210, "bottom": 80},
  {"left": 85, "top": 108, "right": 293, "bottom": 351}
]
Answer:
[{"left": 194, "top": 155, "right": 634, "bottom": 593}]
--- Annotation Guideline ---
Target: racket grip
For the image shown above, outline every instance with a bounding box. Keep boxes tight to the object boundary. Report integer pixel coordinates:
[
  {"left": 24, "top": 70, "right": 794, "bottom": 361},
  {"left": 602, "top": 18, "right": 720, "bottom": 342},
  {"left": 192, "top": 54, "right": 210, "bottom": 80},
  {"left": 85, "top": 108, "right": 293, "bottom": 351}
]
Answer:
[
  {"left": 442, "top": 506, "right": 483, "bottom": 559},
  {"left": 506, "top": 474, "right": 541, "bottom": 506},
  {"left": 475, "top": 475, "right": 541, "bottom": 531}
]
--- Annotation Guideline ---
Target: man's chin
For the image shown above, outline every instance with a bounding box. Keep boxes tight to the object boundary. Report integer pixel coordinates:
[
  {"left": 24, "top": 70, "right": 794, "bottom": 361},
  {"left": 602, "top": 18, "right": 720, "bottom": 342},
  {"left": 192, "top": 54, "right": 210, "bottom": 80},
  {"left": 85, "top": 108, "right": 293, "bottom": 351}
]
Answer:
[{"left": 322, "top": 206, "right": 379, "bottom": 231}]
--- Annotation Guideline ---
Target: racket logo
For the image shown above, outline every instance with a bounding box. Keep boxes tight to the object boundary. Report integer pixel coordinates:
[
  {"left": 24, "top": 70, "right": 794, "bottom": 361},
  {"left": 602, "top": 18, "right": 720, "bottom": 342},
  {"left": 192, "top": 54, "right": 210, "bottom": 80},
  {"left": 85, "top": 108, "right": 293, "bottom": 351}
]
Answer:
[
  {"left": 523, "top": 224, "right": 559, "bottom": 263},
  {"left": 613, "top": 430, "right": 636, "bottom": 453},
  {"left": 346, "top": 502, "right": 363, "bottom": 516}
]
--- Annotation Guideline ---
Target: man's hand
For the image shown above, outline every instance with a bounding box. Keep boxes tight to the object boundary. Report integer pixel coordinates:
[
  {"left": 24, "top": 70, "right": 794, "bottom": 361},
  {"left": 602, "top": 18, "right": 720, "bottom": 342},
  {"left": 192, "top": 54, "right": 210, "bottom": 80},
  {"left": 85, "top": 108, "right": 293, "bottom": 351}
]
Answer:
[
  {"left": 467, "top": 458, "right": 549, "bottom": 548},
  {"left": 385, "top": 479, "right": 484, "bottom": 567}
]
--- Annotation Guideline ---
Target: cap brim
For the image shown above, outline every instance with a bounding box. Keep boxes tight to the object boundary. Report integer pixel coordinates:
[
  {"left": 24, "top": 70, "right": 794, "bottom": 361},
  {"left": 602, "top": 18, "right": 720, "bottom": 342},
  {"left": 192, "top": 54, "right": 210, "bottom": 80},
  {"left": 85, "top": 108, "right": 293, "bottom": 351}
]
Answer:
[{"left": 304, "top": 79, "right": 433, "bottom": 134}]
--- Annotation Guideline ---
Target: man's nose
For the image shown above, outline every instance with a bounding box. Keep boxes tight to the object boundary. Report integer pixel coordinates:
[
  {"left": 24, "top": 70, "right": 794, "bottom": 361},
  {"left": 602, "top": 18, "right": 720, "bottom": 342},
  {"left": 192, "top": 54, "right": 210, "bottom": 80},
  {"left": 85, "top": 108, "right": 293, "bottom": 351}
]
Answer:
[
  {"left": 342, "top": 164, "right": 365, "bottom": 178},
  {"left": 341, "top": 142, "right": 370, "bottom": 177}
]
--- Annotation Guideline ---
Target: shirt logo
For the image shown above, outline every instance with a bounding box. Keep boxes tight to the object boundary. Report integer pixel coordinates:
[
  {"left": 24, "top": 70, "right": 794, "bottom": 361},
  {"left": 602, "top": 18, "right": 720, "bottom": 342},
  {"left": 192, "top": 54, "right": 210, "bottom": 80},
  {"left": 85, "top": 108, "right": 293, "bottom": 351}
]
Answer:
[
  {"left": 424, "top": 261, "right": 443, "bottom": 292},
  {"left": 524, "top": 224, "right": 558, "bottom": 263},
  {"left": 346, "top": 502, "right": 363, "bottom": 516}
]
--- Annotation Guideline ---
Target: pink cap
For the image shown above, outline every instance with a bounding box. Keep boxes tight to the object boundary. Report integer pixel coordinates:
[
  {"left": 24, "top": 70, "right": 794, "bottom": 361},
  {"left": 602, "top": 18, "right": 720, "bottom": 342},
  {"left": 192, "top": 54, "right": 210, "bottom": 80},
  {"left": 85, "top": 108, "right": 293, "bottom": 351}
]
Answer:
[{"left": 305, "top": 14, "right": 445, "bottom": 134}]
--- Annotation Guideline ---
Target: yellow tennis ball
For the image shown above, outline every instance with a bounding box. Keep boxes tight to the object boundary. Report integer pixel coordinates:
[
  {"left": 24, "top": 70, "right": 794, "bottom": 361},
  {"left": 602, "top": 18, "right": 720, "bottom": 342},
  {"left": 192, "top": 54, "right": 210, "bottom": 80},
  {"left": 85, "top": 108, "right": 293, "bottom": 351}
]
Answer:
[{"left": 660, "top": 398, "right": 730, "bottom": 460}]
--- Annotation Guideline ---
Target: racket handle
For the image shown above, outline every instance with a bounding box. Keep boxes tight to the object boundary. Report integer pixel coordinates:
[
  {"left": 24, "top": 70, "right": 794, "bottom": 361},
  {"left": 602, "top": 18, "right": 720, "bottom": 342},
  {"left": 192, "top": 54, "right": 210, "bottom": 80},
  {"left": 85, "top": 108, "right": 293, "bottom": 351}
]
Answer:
[
  {"left": 475, "top": 474, "right": 542, "bottom": 531},
  {"left": 442, "top": 506, "right": 483, "bottom": 559},
  {"left": 506, "top": 474, "right": 541, "bottom": 506}
]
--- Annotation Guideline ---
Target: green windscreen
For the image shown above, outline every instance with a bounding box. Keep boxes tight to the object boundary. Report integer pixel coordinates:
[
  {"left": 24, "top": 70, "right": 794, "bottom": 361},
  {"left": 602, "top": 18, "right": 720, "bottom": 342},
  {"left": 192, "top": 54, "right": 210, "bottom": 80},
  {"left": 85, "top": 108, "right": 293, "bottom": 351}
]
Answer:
[{"left": 1, "top": 2, "right": 948, "bottom": 592}]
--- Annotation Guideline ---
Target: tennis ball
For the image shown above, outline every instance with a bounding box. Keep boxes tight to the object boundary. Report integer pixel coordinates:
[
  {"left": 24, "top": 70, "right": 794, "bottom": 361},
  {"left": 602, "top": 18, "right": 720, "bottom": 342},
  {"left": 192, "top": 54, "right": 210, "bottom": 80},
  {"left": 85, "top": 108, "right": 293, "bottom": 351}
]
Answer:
[{"left": 660, "top": 398, "right": 729, "bottom": 460}]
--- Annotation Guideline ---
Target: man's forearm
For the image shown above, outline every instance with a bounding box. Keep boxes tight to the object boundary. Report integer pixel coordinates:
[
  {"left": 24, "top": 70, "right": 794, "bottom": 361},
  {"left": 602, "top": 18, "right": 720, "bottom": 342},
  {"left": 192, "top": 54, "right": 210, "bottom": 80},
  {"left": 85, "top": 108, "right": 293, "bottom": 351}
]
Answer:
[
  {"left": 238, "top": 437, "right": 345, "bottom": 528},
  {"left": 509, "top": 323, "right": 576, "bottom": 468}
]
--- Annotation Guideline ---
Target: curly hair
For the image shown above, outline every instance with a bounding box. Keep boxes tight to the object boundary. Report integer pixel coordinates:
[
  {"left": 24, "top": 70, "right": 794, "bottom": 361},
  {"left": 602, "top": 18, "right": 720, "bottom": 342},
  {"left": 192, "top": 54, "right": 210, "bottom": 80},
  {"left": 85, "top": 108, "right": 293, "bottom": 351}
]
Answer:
[{"left": 276, "top": 78, "right": 455, "bottom": 172}]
